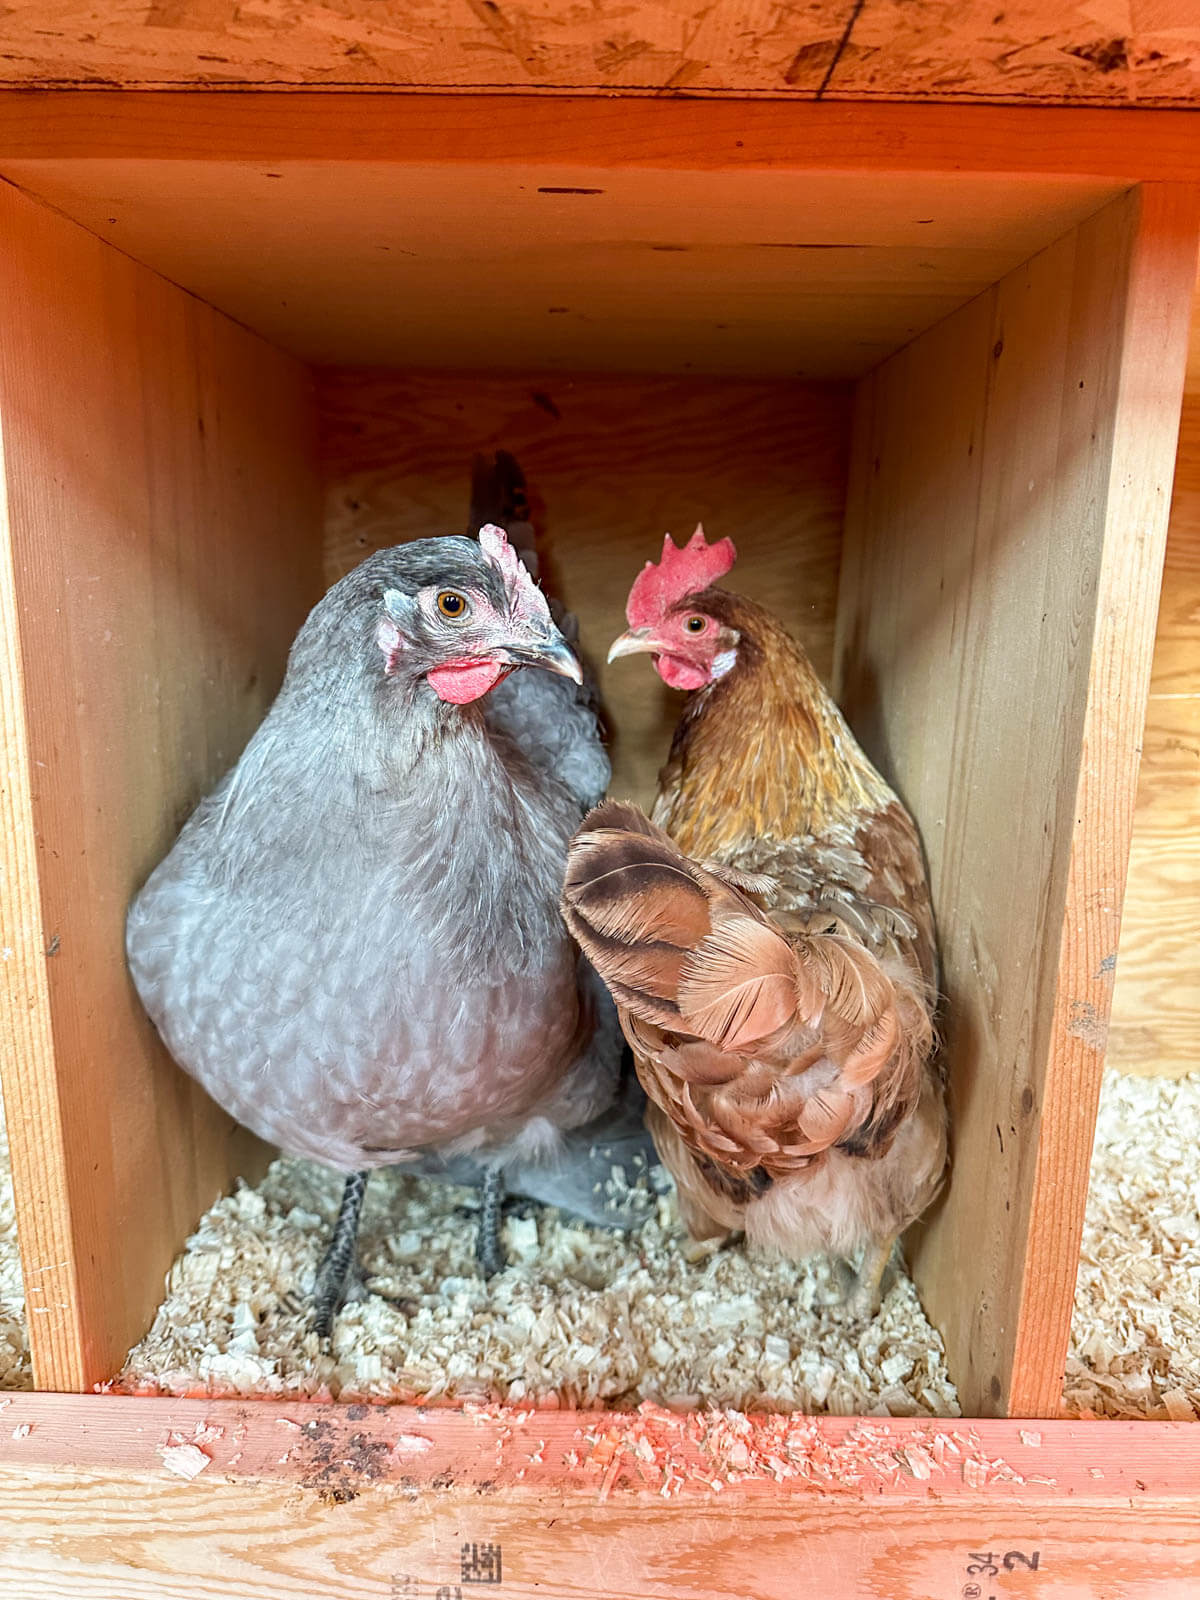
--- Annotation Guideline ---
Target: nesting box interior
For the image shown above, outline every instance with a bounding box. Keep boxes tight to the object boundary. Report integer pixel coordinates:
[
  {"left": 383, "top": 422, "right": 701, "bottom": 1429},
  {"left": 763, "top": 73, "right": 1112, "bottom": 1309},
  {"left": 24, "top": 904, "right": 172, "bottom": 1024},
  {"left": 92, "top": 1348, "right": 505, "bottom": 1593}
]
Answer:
[{"left": 0, "top": 97, "right": 1195, "bottom": 1421}]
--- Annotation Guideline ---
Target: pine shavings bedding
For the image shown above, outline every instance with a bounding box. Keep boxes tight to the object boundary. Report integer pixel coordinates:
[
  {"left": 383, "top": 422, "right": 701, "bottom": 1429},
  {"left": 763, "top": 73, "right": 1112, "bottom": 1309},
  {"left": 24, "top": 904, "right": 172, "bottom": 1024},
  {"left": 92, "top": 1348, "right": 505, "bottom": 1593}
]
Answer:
[
  {"left": 1064, "top": 1068, "right": 1200, "bottom": 1421},
  {"left": 6, "top": 1065, "right": 1184, "bottom": 1417},
  {"left": 0, "top": 1101, "right": 32, "bottom": 1390},
  {"left": 117, "top": 1157, "right": 959, "bottom": 1417}
]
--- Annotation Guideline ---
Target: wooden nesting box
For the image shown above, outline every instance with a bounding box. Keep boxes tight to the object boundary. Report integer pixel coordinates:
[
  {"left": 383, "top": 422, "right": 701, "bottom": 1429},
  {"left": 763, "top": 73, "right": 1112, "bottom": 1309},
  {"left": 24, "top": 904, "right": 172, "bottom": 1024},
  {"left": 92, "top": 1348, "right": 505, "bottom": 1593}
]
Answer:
[{"left": 0, "top": 94, "right": 1197, "bottom": 1458}]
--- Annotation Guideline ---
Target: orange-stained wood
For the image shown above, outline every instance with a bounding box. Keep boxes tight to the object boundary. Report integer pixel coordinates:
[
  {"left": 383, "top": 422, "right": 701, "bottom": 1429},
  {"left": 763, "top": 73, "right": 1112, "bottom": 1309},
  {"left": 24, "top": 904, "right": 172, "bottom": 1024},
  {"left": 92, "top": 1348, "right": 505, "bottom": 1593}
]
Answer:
[
  {"left": 0, "top": 1396, "right": 1198, "bottom": 1598},
  {"left": 0, "top": 94, "right": 1198, "bottom": 178},
  {"left": 0, "top": 182, "right": 323, "bottom": 1391},
  {"left": 836, "top": 184, "right": 1200, "bottom": 1418}
]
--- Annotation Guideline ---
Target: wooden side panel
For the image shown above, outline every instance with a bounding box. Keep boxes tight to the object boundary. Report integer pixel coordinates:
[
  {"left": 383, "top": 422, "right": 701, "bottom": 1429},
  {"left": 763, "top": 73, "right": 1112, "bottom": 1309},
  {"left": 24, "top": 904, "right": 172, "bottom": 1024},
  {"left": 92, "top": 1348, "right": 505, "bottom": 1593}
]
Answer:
[
  {"left": 0, "top": 184, "right": 323, "bottom": 1390},
  {"left": 835, "top": 185, "right": 1200, "bottom": 1417},
  {"left": 1107, "top": 388, "right": 1200, "bottom": 1076},
  {"left": 320, "top": 370, "right": 850, "bottom": 806}
]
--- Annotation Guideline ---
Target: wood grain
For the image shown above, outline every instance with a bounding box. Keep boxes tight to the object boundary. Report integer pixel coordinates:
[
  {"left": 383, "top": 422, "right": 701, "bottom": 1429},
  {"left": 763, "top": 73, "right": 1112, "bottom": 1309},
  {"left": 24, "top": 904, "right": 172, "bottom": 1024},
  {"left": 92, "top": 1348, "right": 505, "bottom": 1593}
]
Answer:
[
  {"left": 0, "top": 182, "right": 323, "bottom": 1390},
  {"left": 3, "top": 94, "right": 1200, "bottom": 178},
  {"left": 835, "top": 185, "right": 1200, "bottom": 1417},
  {"left": 0, "top": 2, "right": 1195, "bottom": 106},
  {"left": 320, "top": 369, "right": 849, "bottom": 806},
  {"left": 1107, "top": 389, "right": 1200, "bottom": 1077},
  {"left": 0, "top": 1395, "right": 1198, "bottom": 1599},
  {"left": 0, "top": 149, "right": 1122, "bottom": 381}
]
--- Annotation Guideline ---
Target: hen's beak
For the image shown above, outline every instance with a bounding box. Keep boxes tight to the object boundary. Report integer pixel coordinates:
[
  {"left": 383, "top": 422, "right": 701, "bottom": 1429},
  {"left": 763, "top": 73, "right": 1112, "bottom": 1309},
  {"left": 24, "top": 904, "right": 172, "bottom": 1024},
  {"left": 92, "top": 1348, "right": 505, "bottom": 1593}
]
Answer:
[
  {"left": 607, "top": 627, "right": 656, "bottom": 663},
  {"left": 502, "top": 633, "right": 583, "bottom": 684}
]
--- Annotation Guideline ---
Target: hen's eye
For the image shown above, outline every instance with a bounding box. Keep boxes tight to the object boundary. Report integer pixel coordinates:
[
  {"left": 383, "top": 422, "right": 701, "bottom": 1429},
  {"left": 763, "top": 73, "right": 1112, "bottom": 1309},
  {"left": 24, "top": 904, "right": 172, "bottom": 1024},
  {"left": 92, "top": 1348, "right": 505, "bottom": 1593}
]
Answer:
[
  {"left": 437, "top": 590, "right": 470, "bottom": 620},
  {"left": 685, "top": 615, "right": 707, "bottom": 634}
]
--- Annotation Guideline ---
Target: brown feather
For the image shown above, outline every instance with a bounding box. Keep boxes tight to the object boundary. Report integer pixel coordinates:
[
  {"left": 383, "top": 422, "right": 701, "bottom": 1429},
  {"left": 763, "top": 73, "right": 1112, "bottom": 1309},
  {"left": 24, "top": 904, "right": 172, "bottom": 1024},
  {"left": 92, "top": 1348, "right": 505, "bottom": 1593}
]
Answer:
[{"left": 676, "top": 915, "right": 798, "bottom": 1049}]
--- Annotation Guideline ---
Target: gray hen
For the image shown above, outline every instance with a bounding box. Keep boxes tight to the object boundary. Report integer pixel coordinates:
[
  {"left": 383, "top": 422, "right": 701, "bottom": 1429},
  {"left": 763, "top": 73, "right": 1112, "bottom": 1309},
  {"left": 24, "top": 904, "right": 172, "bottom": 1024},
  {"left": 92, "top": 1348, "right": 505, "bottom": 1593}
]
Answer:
[{"left": 127, "top": 520, "right": 623, "bottom": 1336}]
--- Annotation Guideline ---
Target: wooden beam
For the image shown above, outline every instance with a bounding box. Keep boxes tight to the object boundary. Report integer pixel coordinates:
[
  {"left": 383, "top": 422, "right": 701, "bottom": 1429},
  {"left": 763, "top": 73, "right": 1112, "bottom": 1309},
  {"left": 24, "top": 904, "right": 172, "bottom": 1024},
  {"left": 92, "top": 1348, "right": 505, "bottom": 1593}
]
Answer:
[
  {"left": 0, "top": 182, "right": 323, "bottom": 1390},
  {"left": 0, "top": 93, "right": 1199, "bottom": 181},
  {"left": 0, "top": 1395, "right": 1197, "bottom": 1597},
  {"left": 835, "top": 184, "right": 1200, "bottom": 1417}
]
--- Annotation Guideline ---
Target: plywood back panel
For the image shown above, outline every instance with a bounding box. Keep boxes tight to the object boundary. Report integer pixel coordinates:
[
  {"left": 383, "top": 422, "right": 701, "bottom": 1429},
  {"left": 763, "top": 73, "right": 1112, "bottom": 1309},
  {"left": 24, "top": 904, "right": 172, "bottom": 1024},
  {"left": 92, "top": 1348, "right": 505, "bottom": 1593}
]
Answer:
[
  {"left": 320, "top": 370, "right": 850, "bottom": 806},
  {"left": 836, "top": 184, "right": 1200, "bottom": 1417},
  {"left": 1107, "top": 384, "right": 1200, "bottom": 1076},
  {"left": 0, "top": 184, "right": 323, "bottom": 1390},
  {"left": 0, "top": 5, "right": 1196, "bottom": 106}
]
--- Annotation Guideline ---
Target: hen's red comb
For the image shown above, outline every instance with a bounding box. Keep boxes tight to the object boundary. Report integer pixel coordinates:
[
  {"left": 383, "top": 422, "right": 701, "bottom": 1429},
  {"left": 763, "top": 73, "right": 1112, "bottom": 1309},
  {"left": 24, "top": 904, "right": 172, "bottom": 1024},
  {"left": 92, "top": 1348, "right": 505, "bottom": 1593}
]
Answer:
[{"left": 625, "top": 525, "right": 737, "bottom": 628}]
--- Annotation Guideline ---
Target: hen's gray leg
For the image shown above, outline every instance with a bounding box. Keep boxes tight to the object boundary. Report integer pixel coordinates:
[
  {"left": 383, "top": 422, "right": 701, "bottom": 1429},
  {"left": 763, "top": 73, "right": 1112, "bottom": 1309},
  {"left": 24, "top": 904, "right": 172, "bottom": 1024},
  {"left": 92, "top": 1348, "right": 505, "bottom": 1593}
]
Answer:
[
  {"left": 313, "top": 1170, "right": 368, "bottom": 1340},
  {"left": 475, "top": 1166, "right": 506, "bottom": 1279}
]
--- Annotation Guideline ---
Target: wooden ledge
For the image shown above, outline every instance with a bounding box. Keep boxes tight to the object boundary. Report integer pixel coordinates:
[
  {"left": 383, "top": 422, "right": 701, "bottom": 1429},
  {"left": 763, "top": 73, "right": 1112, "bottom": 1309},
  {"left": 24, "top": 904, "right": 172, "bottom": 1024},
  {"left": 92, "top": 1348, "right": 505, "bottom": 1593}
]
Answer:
[{"left": 0, "top": 1395, "right": 1197, "bottom": 1597}]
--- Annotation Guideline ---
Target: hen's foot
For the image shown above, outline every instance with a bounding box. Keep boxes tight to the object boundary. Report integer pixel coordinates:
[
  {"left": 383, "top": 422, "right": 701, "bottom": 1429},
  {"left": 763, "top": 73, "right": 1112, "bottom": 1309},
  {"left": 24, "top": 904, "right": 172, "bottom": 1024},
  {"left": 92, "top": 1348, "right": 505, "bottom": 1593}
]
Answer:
[
  {"left": 475, "top": 1166, "right": 507, "bottom": 1279},
  {"left": 681, "top": 1234, "right": 730, "bottom": 1265},
  {"left": 836, "top": 1236, "right": 898, "bottom": 1321},
  {"left": 313, "top": 1170, "right": 369, "bottom": 1342}
]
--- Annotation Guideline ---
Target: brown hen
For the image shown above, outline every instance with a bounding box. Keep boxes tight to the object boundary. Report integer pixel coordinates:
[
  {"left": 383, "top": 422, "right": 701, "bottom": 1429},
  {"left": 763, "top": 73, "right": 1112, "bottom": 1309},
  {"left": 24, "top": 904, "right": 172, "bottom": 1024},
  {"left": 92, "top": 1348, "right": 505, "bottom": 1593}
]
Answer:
[{"left": 562, "top": 528, "right": 946, "bottom": 1314}]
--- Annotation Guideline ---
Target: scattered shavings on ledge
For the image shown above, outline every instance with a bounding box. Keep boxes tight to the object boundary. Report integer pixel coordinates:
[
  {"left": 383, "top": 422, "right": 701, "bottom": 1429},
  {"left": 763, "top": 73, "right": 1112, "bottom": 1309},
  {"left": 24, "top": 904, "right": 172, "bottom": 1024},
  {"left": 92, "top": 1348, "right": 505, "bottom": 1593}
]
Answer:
[
  {"left": 1065, "top": 1068, "right": 1200, "bottom": 1421},
  {"left": 466, "top": 1399, "right": 1038, "bottom": 1499},
  {"left": 0, "top": 1102, "right": 32, "bottom": 1391},
  {"left": 117, "top": 1155, "right": 959, "bottom": 1417}
]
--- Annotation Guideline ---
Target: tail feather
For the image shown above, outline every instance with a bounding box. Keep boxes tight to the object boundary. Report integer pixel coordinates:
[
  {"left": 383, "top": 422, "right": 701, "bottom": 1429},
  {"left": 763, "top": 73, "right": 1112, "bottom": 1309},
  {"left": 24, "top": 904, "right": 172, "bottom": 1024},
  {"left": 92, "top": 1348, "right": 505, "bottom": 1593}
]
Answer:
[
  {"left": 563, "top": 804, "right": 716, "bottom": 1001},
  {"left": 468, "top": 450, "right": 538, "bottom": 572}
]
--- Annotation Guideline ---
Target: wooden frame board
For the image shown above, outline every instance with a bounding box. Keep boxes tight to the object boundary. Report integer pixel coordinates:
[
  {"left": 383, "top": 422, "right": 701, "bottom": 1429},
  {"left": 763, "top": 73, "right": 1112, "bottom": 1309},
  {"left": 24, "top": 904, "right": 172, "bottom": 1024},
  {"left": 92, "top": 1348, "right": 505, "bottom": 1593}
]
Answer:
[
  {"left": 2, "top": 95, "right": 1200, "bottom": 179},
  {"left": 0, "top": 1395, "right": 1198, "bottom": 1597}
]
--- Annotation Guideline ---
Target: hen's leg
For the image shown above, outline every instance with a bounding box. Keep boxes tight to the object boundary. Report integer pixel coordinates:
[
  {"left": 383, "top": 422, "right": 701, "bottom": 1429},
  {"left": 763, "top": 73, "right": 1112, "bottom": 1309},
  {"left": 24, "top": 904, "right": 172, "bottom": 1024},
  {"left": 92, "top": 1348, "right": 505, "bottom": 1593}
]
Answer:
[
  {"left": 313, "top": 1170, "right": 369, "bottom": 1340},
  {"left": 847, "top": 1234, "right": 897, "bottom": 1319},
  {"left": 475, "top": 1165, "right": 507, "bottom": 1279}
]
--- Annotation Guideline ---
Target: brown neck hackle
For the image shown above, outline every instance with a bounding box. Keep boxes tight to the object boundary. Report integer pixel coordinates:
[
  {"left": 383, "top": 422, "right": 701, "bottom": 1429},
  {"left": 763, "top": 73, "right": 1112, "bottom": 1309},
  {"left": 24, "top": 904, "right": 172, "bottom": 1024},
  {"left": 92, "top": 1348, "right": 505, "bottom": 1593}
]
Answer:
[{"left": 655, "top": 592, "right": 893, "bottom": 860}]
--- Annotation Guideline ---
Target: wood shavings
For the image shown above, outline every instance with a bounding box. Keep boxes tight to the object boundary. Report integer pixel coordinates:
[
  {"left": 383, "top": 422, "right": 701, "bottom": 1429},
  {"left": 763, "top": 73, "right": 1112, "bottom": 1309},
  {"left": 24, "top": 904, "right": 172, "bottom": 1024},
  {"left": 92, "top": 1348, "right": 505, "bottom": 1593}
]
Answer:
[
  {"left": 392, "top": 1433, "right": 434, "bottom": 1454},
  {"left": 0, "top": 1099, "right": 31, "bottom": 1391},
  {"left": 570, "top": 1406, "right": 1013, "bottom": 1500},
  {"left": 1066, "top": 1069, "right": 1200, "bottom": 1420},
  {"left": 117, "top": 1156, "right": 959, "bottom": 1417},
  {"left": 157, "top": 1441, "right": 211, "bottom": 1480}
]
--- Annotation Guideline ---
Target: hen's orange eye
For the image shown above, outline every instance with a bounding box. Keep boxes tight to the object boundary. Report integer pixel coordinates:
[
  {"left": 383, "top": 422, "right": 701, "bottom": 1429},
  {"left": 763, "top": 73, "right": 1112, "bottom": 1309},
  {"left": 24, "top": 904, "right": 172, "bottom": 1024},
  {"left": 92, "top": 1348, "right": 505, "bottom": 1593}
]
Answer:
[
  {"left": 437, "top": 590, "right": 470, "bottom": 619},
  {"left": 685, "top": 615, "right": 707, "bottom": 634}
]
